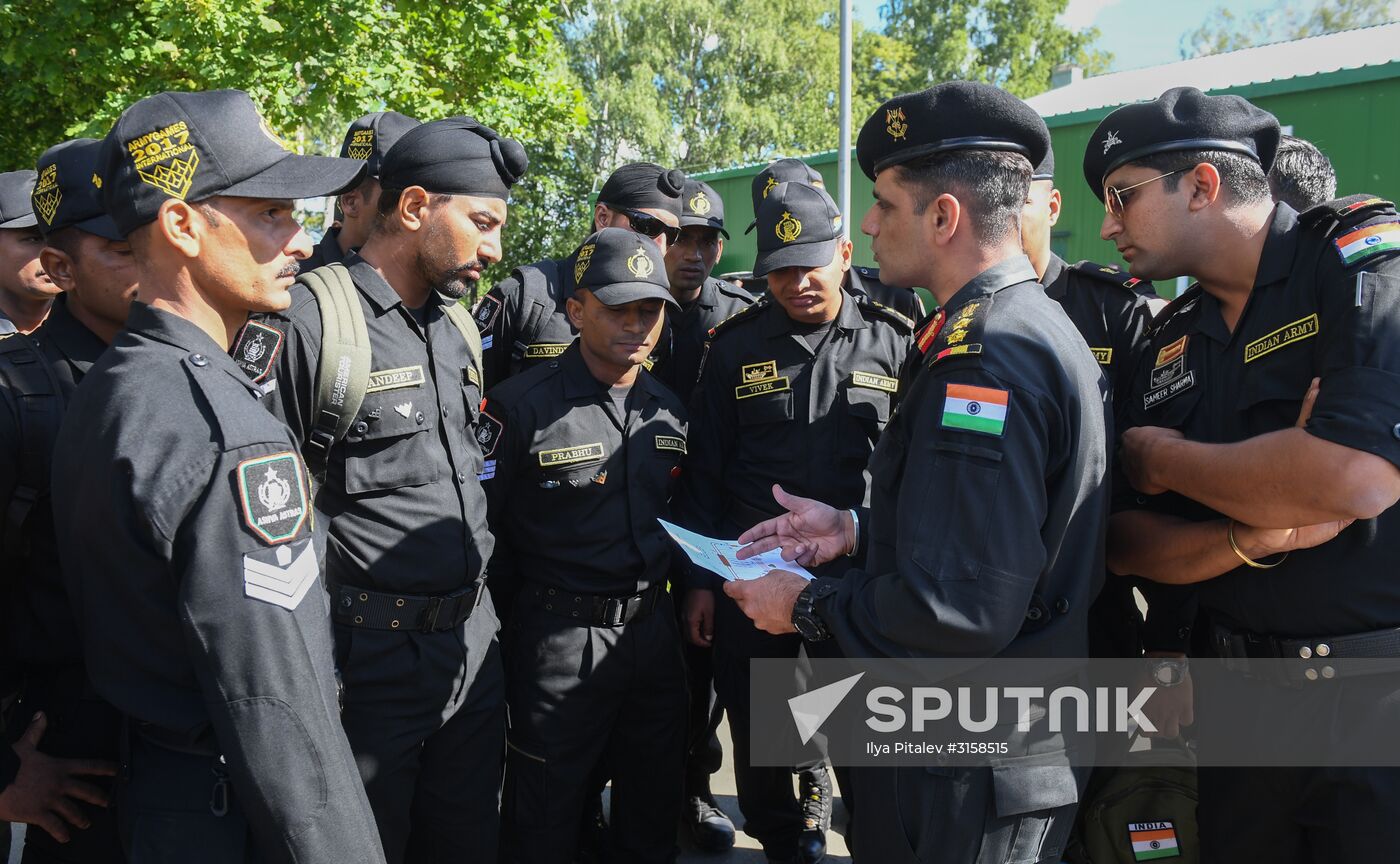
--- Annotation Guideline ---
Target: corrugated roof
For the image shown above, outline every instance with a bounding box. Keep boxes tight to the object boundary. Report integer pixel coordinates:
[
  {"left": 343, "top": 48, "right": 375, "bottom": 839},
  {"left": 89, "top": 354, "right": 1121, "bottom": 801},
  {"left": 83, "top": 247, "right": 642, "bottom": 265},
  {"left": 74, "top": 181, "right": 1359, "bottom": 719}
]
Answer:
[{"left": 1026, "top": 22, "right": 1400, "bottom": 119}]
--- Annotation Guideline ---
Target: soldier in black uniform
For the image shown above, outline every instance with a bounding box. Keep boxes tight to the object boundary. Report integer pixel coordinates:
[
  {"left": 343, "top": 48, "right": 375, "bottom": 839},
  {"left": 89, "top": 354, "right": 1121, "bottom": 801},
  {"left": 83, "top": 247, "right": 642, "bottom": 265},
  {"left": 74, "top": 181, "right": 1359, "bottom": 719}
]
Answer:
[
  {"left": 49, "top": 88, "right": 380, "bottom": 862},
  {"left": 473, "top": 161, "right": 685, "bottom": 386},
  {"left": 746, "top": 157, "right": 926, "bottom": 322},
  {"left": 245, "top": 117, "right": 526, "bottom": 864},
  {"left": 0, "top": 136, "right": 139, "bottom": 863},
  {"left": 676, "top": 181, "right": 914, "bottom": 864},
  {"left": 1093, "top": 87, "right": 1400, "bottom": 863},
  {"left": 656, "top": 178, "right": 748, "bottom": 852},
  {"left": 1020, "top": 143, "right": 1157, "bottom": 660},
  {"left": 482, "top": 227, "right": 688, "bottom": 864},
  {"left": 0, "top": 171, "right": 55, "bottom": 336},
  {"left": 304, "top": 111, "right": 420, "bottom": 269},
  {"left": 727, "top": 82, "right": 1110, "bottom": 864}
]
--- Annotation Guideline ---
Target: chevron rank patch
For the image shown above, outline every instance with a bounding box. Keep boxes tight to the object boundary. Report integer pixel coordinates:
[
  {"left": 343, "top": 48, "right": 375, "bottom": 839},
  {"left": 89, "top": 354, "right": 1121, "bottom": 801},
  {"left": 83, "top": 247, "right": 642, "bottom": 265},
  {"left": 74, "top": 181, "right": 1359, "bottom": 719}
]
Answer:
[
  {"left": 236, "top": 452, "right": 309, "bottom": 544},
  {"left": 243, "top": 538, "right": 318, "bottom": 611},
  {"left": 232, "top": 321, "right": 283, "bottom": 382}
]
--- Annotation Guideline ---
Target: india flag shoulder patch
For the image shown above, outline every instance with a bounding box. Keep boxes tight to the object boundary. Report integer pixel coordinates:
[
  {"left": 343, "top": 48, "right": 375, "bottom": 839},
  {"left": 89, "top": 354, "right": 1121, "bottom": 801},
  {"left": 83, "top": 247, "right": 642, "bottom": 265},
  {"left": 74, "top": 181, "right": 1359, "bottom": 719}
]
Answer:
[
  {"left": 941, "top": 383, "right": 1008, "bottom": 437},
  {"left": 1128, "top": 821, "right": 1180, "bottom": 860},
  {"left": 1336, "top": 220, "right": 1400, "bottom": 266}
]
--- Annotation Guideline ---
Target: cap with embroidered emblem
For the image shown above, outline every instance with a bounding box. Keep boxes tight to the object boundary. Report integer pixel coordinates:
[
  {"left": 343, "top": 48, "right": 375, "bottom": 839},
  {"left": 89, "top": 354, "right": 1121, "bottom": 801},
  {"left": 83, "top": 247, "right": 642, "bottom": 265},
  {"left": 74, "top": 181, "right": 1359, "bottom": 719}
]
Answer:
[
  {"left": 32, "top": 138, "right": 121, "bottom": 239},
  {"left": 752, "top": 181, "right": 845, "bottom": 277},
  {"left": 0, "top": 171, "right": 39, "bottom": 229},
  {"left": 746, "top": 158, "right": 825, "bottom": 233},
  {"left": 98, "top": 89, "right": 367, "bottom": 237},
  {"left": 339, "top": 110, "right": 420, "bottom": 179},
  {"left": 856, "top": 81, "right": 1050, "bottom": 180},
  {"left": 572, "top": 226, "right": 677, "bottom": 308},
  {"left": 679, "top": 179, "right": 728, "bottom": 238},
  {"left": 1083, "top": 86, "right": 1281, "bottom": 201}
]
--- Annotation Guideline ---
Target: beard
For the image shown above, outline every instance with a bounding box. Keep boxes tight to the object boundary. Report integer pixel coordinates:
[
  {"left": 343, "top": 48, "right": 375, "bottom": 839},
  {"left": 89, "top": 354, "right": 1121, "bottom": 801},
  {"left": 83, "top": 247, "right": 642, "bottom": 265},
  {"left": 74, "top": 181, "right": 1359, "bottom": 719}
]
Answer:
[{"left": 426, "top": 261, "right": 483, "bottom": 301}]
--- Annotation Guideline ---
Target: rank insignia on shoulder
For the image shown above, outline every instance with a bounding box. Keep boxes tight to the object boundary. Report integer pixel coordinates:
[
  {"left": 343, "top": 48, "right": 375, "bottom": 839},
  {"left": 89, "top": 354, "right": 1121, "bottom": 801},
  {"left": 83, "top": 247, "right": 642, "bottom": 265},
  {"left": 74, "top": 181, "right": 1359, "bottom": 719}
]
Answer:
[
  {"left": 472, "top": 294, "right": 501, "bottom": 330},
  {"left": 926, "top": 297, "right": 990, "bottom": 367},
  {"left": 476, "top": 408, "right": 504, "bottom": 458},
  {"left": 243, "top": 538, "right": 318, "bottom": 611},
  {"left": 1335, "top": 220, "right": 1400, "bottom": 266},
  {"left": 232, "top": 321, "right": 283, "bottom": 383},
  {"left": 1154, "top": 335, "right": 1187, "bottom": 368},
  {"left": 941, "top": 383, "right": 1008, "bottom": 437},
  {"left": 914, "top": 309, "right": 946, "bottom": 355},
  {"left": 236, "top": 452, "right": 309, "bottom": 544}
]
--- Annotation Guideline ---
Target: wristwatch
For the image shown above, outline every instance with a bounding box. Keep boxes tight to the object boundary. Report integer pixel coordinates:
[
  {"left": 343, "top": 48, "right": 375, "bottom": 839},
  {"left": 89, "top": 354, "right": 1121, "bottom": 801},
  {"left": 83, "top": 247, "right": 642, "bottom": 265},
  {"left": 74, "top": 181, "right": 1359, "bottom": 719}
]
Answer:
[
  {"left": 791, "top": 583, "right": 831, "bottom": 642},
  {"left": 1148, "top": 657, "right": 1189, "bottom": 688}
]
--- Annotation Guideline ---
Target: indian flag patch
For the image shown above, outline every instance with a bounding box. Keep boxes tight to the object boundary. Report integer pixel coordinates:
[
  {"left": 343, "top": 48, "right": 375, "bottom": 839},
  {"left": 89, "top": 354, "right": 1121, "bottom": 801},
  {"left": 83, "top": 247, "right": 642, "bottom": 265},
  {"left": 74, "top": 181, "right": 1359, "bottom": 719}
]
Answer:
[
  {"left": 941, "top": 383, "right": 1008, "bottom": 436},
  {"left": 1335, "top": 221, "right": 1400, "bottom": 265},
  {"left": 1128, "top": 822, "right": 1180, "bottom": 860}
]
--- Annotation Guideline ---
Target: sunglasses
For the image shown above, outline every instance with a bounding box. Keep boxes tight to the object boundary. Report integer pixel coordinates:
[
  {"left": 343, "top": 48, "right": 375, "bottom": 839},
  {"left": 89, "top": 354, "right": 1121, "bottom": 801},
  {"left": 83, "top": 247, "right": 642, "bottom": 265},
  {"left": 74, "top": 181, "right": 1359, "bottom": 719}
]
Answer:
[
  {"left": 618, "top": 207, "right": 681, "bottom": 245},
  {"left": 1104, "top": 168, "right": 1188, "bottom": 219}
]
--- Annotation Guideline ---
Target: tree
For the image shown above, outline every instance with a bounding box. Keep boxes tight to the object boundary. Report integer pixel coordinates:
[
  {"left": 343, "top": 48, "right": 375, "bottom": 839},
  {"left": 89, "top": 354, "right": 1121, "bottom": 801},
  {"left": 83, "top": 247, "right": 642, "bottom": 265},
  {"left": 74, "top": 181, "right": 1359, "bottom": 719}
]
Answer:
[
  {"left": 880, "top": 0, "right": 1111, "bottom": 98},
  {"left": 1180, "top": 0, "right": 1394, "bottom": 58}
]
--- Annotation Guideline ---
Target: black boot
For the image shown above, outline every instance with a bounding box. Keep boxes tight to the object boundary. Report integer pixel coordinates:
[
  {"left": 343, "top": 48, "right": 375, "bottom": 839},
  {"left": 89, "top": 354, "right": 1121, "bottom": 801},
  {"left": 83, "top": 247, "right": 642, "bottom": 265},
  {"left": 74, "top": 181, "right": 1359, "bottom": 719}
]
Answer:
[
  {"left": 683, "top": 785, "right": 736, "bottom": 853},
  {"left": 796, "top": 765, "right": 832, "bottom": 864}
]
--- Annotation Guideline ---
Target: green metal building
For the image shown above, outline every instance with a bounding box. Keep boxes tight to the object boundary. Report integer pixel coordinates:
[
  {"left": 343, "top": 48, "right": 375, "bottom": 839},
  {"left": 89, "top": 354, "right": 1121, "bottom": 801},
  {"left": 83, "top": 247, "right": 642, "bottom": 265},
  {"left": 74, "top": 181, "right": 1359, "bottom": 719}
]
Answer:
[{"left": 694, "top": 23, "right": 1400, "bottom": 295}]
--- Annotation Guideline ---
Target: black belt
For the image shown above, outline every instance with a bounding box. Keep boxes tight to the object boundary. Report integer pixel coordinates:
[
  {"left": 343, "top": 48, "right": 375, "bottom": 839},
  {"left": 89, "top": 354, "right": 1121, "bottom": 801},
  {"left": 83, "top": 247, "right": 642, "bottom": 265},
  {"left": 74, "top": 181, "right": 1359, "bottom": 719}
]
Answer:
[
  {"left": 526, "top": 582, "right": 665, "bottom": 627},
  {"left": 333, "top": 582, "right": 482, "bottom": 632},
  {"left": 1210, "top": 623, "right": 1400, "bottom": 685}
]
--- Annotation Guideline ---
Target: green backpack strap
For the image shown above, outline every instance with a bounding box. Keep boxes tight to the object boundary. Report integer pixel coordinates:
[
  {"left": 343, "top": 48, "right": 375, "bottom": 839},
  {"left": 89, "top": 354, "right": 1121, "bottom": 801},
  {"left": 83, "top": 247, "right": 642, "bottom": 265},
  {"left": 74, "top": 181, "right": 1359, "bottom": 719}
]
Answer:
[
  {"left": 301, "top": 262, "right": 371, "bottom": 480},
  {"left": 444, "top": 301, "right": 485, "bottom": 391}
]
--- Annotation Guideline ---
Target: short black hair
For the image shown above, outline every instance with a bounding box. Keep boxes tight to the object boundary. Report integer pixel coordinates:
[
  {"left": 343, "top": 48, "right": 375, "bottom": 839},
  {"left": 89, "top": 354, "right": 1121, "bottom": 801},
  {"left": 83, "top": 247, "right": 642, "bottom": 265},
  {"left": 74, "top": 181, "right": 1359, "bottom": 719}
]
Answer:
[
  {"left": 1129, "top": 149, "right": 1272, "bottom": 205},
  {"left": 1268, "top": 135, "right": 1337, "bottom": 211},
  {"left": 894, "top": 150, "right": 1031, "bottom": 244}
]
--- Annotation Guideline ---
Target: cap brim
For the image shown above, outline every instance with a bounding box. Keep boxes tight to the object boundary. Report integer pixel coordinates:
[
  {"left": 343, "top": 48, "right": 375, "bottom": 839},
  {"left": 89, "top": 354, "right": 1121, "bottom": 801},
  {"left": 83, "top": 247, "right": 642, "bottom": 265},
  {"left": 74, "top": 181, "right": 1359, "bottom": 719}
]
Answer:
[
  {"left": 679, "top": 215, "right": 729, "bottom": 238},
  {"left": 220, "top": 153, "right": 368, "bottom": 201},
  {"left": 1, "top": 212, "right": 39, "bottom": 229},
  {"left": 71, "top": 213, "right": 124, "bottom": 241},
  {"left": 588, "top": 282, "right": 680, "bottom": 309},
  {"left": 753, "top": 237, "right": 838, "bottom": 278}
]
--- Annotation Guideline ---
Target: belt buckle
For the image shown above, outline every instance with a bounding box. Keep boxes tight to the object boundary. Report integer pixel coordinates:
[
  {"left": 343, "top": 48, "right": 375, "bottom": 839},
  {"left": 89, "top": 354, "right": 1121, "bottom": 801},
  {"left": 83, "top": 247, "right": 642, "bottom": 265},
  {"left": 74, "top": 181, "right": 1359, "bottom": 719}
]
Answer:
[
  {"left": 602, "top": 597, "right": 626, "bottom": 627},
  {"left": 421, "top": 596, "right": 444, "bottom": 632}
]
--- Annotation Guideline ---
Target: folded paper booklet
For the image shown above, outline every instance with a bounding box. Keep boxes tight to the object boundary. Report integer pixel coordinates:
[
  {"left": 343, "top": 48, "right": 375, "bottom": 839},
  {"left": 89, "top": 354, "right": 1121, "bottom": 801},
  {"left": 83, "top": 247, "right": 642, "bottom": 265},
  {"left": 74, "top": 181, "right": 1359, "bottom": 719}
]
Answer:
[{"left": 658, "top": 518, "right": 815, "bottom": 582}]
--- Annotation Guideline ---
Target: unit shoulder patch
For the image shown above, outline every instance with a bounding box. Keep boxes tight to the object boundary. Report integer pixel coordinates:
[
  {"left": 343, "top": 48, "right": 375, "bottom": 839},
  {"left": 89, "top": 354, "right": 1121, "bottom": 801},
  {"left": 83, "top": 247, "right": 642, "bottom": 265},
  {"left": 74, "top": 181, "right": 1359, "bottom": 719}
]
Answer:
[
  {"left": 1334, "top": 219, "right": 1400, "bottom": 267},
  {"left": 475, "top": 407, "right": 504, "bottom": 458},
  {"left": 472, "top": 293, "right": 502, "bottom": 331},
  {"left": 232, "top": 321, "right": 284, "bottom": 383},
  {"left": 941, "top": 383, "right": 1008, "bottom": 437},
  {"left": 236, "top": 452, "right": 309, "bottom": 544}
]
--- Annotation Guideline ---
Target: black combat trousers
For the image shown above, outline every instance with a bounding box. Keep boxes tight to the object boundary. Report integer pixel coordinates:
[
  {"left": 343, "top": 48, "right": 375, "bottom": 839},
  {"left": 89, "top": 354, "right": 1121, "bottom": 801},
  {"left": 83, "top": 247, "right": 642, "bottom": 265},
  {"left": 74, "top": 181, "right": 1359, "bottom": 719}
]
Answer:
[
  {"left": 499, "top": 592, "right": 687, "bottom": 864},
  {"left": 336, "top": 604, "right": 505, "bottom": 864}
]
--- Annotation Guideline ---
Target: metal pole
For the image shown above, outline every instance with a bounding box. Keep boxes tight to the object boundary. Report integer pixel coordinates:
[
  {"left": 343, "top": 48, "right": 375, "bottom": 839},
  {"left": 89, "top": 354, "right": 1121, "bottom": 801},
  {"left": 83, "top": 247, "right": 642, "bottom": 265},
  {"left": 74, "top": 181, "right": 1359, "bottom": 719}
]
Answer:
[{"left": 838, "top": 0, "right": 852, "bottom": 233}]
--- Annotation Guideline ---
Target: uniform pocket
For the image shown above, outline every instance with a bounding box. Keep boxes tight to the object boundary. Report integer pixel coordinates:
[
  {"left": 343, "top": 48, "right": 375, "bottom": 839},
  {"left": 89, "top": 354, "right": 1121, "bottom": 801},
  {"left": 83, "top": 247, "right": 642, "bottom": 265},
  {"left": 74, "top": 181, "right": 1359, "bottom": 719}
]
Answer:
[
  {"left": 908, "top": 441, "right": 1002, "bottom": 582},
  {"left": 342, "top": 416, "right": 440, "bottom": 494},
  {"left": 736, "top": 390, "right": 794, "bottom": 426}
]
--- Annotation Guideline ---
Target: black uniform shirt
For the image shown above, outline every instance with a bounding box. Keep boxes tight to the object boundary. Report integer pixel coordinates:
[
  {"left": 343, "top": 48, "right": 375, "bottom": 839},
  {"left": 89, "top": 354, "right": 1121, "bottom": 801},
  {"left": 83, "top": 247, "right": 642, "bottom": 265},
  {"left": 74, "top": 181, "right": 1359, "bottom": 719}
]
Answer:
[
  {"left": 850, "top": 265, "right": 926, "bottom": 322},
  {"left": 472, "top": 256, "right": 575, "bottom": 387},
  {"left": 675, "top": 286, "right": 913, "bottom": 584},
  {"left": 49, "top": 302, "right": 380, "bottom": 858},
  {"left": 1120, "top": 202, "right": 1400, "bottom": 642},
  {"left": 1041, "top": 254, "right": 1155, "bottom": 421},
  {"left": 302, "top": 226, "right": 347, "bottom": 271},
  {"left": 652, "top": 275, "right": 754, "bottom": 403},
  {"left": 0, "top": 295, "right": 105, "bottom": 670},
  {"left": 479, "top": 342, "right": 686, "bottom": 597},
  {"left": 811, "top": 256, "right": 1111, "bottom": 660},
  {"left": 252, "top": 253, "right": 492, "bottom": 596}
]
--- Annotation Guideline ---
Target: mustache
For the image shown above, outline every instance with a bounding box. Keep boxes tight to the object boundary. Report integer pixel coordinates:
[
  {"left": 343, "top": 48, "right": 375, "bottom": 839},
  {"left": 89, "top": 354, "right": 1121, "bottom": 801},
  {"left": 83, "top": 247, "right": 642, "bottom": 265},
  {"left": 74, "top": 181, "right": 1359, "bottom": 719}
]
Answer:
[{"left": 277, "top": 260, "right": 301, "bottom": 279}]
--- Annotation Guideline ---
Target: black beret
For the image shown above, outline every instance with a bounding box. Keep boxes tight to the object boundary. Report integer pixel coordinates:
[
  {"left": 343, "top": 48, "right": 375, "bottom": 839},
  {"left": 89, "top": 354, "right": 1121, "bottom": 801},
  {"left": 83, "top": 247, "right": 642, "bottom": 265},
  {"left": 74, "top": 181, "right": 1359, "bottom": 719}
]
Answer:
[
  {"left": 679, "top": 179, "right": 727, "bottom": 237},
  {"left": 1083, "top": 86, "right": 1281, "bottom": 201},
  {"left": 598, "top": 162, "right": 686, "bottom": 217},
  {"left": 748, "top": 158, "right": 825, "bottom": 230},
  {"left": 571, "top": 226, "right": 677, "bottom": 308},
  {"left": 379, "top": 117, "right": 527, "bottom": 200},
  {"left": 1033, "top": 145, "right": 1055, "bottom": 181},
  {"left": 752, "top": 181, "right": 845, "bottom": 278},
  {"left": 340, "top": 111, "right": 420, "bottom": 179},
  {"left": 32, "top": 139, "right": 121, "bottom": 240},
  {"left": 98, "top": 89, "right": 366, "bottom": 237},
  {"left": 0, "top": 170, "right": 38, "bottom": 229},
  {"left": 857, "top": 81, "right": 1050, "bottom": 180}
]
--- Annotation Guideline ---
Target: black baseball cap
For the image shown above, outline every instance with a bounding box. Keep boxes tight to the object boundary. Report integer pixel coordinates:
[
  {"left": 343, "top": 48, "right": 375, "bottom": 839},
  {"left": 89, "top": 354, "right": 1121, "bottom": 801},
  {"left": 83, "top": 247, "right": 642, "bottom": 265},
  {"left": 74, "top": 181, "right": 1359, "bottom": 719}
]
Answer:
[
  {"left": 0, "top": 171, "right": 39, "bottom": 229},
  {"left": 752, "top": 182, "right": 845, "bottom": 278},
  {"left": 340, "top": 111, "right": 420, "bottom": 179},
  {"left": 857, "top": 81, "right": 1050, "bottom": 180},
  {"left": 679, "top": 179, "right": 727, "bottom": 238},
  {"left": 572, "top": 226, "right": 677, "bottom": 308},
  {"left": 32, "top": 138, "right": 121, "bottom": 240},
  {"left": 746, "top": 158, "right": 825, "bottom": 233},
  {"left": 379, "top": 117, "right": 527, "bottom": 200},
  {"left": 598, "top": 163, "right": 686, "bottom": 217},
  {"left": 99, "top": 89, "right": 367, "bottom": 237},
  {"left": 1083, "top": 87, "right": 1281, "bottom": 201}
]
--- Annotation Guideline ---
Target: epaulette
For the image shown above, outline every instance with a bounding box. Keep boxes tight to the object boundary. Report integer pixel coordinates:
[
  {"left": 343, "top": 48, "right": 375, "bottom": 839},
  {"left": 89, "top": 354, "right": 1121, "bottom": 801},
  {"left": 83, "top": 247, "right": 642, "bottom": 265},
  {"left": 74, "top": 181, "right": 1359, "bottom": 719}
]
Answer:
[
  {"left": 853, "top": 292, "right": 915, "bottom": 331},
  {"left": 1299, "top": 194, "right": 1395, "bottom": 232},
  {"left": 924, "top": 294, "right": 991, "bottom": 367},
  {"left": 1299, "top": 194, "right": 1400, "bottom": 270},
  {"left": 706, "top": 294, "right": 770, "bottom": 340},
  {"left": 710, "top": 276, "right": 756, "bottom": 304},
  {"left": 1147, "top": 283, "right": 1203, "bottom": 336},
  {"left": 1070, "top": 260, "right": 1149, "bottom": 295},
  {"left": 853, "top": 265, "right": 880, "bottom": 280}
]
